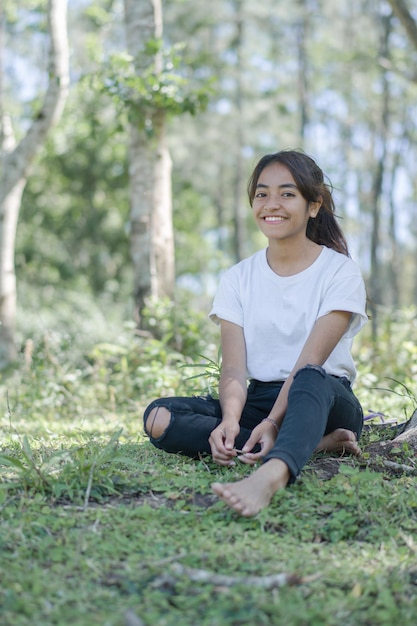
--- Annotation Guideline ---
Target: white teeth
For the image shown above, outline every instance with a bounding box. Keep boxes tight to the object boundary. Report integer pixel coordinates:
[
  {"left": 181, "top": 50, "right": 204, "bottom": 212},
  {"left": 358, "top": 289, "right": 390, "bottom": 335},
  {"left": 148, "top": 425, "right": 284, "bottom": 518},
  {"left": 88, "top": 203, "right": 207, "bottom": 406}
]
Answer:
[{"left": 264, "top": 216, "right": 285, "bottom": 221}]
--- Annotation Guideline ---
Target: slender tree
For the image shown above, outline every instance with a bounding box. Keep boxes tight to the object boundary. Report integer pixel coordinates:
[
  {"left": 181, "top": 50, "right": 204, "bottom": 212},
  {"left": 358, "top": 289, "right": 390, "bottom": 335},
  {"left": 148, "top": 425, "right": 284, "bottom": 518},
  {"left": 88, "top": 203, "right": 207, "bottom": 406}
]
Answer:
[
  {"left": 231, "top": 0, "right": 247, "bottom": 262},
  {"left": 123, "top": 0, "right": 175, "bottom": 323},
  {"left": 368, "top": 13, "right": 392, "bottom": 338},
  {"left": 386, "top": 148, "right": 401, "bottom": 308},
  {"left": 0, "top": 0, "right": 69, "bottom": 366},
  {"left": 295, "top": 0, "right": 311, "bottom": 144}
]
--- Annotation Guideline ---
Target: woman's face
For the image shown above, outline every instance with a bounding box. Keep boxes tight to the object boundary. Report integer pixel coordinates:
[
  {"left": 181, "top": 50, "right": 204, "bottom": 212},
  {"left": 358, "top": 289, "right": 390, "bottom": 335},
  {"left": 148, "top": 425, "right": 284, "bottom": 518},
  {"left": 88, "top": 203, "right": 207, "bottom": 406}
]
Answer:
[{"left": 251, "top": 162, "right": 320, "bottom": 244}]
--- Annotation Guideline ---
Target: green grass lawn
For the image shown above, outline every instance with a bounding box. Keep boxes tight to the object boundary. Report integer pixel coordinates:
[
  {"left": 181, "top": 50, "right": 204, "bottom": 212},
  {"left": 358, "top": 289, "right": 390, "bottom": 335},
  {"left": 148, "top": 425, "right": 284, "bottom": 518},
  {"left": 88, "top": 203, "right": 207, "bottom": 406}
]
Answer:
[
  {"left": 2, "top": 410, "right": 417, "bottom": 625},
  {"left": 1, "top": 300, "right": 417, "bottom": 625}
]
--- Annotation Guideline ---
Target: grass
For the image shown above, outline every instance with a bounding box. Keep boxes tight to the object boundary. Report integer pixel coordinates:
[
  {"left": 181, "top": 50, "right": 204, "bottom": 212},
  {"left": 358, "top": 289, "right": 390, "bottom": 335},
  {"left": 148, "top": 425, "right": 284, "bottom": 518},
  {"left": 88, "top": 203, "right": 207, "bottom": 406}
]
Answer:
[
  {"left": 2, "top": 437, "right": 417, "bottom": 626},
  {"left": 1, "top": 292, "right": 417, "bottom": 625}
]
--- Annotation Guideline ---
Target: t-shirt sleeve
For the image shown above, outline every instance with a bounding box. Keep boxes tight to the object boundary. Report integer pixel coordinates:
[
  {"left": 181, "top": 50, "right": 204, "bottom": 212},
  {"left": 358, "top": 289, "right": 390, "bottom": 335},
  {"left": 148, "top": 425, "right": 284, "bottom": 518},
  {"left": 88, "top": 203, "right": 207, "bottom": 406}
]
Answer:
[
  {"left": 209, "top": 268, "right": 244, "bottom": 327},
  {"left": 317, "top": 261, "right": 368, "bottom": 338}
]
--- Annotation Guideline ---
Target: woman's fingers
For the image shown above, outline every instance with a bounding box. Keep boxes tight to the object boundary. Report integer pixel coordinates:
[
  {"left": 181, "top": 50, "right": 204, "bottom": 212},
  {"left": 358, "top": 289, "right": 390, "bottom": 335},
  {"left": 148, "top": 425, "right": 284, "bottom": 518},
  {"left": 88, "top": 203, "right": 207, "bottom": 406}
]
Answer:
[{"left": 236, "top": 452, "right": 259, "bottom": 465}]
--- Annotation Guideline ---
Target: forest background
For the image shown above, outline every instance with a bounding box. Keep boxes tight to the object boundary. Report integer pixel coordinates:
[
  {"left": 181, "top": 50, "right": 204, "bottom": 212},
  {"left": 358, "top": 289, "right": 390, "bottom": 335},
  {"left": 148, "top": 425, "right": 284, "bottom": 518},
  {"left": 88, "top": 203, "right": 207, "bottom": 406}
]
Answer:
[
  {"left": 2, "top": 1, "right": 417, "bottom": 625},
  {"left": 5, "top": 0, "right": 417, "bottom": 343}
]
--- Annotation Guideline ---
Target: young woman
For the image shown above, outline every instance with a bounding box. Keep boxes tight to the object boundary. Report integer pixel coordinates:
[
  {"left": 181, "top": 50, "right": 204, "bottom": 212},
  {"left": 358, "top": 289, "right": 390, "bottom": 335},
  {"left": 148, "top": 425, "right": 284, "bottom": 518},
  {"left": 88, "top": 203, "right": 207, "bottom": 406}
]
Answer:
[{"left": 143, "top": 150, "right": 367, "bottom": 517}]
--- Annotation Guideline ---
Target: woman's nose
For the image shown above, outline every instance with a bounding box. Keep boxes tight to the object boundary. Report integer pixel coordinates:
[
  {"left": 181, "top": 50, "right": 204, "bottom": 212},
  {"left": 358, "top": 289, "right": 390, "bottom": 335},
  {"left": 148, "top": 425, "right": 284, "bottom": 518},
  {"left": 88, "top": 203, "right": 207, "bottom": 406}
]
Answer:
[{"left": 264, "top": 193, "right": 280, "bottom": 209}]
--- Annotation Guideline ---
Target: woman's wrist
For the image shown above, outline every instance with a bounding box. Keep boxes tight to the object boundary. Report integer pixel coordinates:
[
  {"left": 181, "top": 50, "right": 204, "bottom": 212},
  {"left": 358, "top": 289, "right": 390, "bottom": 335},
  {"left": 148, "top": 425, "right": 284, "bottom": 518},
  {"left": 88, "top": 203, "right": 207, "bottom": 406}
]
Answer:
[
  {"left": 262, "top": 417, "right": 279, "bottom": 433},
  {"left": 221, "top": 415, "right": 241, "bottom": 425}
]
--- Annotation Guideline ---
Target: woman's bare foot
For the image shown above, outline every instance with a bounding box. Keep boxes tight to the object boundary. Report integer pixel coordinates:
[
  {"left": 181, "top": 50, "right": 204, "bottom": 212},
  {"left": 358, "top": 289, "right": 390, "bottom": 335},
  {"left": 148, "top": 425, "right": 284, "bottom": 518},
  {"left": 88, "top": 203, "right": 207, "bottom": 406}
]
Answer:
[
  {"left": 211, "top": 459, "right": 290, "bottom": 517},
  {"left": 316, "top": 428, "right": 361, "bottom": 455}
]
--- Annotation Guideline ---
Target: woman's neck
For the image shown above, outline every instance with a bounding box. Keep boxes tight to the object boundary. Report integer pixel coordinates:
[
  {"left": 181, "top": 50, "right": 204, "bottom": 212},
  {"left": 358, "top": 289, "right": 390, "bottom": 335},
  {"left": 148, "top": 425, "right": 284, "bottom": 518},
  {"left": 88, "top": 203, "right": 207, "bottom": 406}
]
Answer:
[{"left": 266, "top": 239, "right": 322, "bottom": 277}]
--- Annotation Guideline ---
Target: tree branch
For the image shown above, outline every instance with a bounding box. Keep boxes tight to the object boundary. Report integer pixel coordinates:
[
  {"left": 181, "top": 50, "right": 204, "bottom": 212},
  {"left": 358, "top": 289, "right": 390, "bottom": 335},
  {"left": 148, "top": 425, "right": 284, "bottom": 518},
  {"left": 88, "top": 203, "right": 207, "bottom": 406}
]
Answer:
[
  {"left": 387, "top": 0, "right": 417, "bottom": 51},
  {"left": 151, "top": 563, "right": 306, "bottom": 590},
  {"left": 4, "top": 0, "right": 69, "bottom": 192}
]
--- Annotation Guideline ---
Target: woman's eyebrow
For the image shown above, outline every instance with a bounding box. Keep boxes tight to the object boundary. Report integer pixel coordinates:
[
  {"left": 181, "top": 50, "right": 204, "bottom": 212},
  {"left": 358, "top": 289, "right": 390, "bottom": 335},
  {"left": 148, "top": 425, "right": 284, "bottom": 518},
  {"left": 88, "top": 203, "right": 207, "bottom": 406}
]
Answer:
[{"left": 255, "top": 183, "right": 298, "bottom": 189}]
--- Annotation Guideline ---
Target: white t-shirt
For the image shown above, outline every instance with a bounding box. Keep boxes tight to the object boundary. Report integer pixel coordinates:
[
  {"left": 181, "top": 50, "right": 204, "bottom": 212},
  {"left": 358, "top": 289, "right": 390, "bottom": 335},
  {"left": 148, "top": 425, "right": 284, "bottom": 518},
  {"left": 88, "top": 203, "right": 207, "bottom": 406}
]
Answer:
[{"left": 209, "top": 246, "right": 367, "bottom": 383}]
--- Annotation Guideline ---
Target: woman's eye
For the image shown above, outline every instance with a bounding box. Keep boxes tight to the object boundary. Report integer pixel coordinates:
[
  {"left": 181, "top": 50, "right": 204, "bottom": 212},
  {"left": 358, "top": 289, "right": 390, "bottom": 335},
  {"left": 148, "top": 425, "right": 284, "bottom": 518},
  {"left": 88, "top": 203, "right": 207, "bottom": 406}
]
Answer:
[{"left": 255, "top": 192, "right": 266, "bottom": 198}]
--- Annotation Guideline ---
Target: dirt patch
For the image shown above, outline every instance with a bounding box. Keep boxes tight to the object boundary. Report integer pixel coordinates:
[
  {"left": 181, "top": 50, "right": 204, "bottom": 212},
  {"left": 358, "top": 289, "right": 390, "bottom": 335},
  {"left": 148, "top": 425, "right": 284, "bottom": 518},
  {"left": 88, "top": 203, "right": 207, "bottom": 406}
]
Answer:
[
  {"left": 306, "top": 455, "right": 356, "bottom": 481},
  {"left": 308, "top": 418, "right": 417, "bottom": 481}
]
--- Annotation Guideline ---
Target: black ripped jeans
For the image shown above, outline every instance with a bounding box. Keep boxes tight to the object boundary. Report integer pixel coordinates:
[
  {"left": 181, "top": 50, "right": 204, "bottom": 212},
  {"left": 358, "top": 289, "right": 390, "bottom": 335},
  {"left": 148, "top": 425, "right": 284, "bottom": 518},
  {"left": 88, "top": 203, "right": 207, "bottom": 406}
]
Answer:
[{"left": 143, "top": 365, "right": 364, "bottom": 480}]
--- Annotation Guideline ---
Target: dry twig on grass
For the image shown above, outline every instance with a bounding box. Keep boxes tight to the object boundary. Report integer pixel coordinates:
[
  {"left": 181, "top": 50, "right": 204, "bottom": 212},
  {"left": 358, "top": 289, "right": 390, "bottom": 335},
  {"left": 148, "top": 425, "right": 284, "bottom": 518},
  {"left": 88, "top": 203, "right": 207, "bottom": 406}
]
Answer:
[
  {"left": 382, "top": 459, "right": 417, "bottom": 475},
  {"left": 152, "top": 563, "right": 316, "bottom": 590}
]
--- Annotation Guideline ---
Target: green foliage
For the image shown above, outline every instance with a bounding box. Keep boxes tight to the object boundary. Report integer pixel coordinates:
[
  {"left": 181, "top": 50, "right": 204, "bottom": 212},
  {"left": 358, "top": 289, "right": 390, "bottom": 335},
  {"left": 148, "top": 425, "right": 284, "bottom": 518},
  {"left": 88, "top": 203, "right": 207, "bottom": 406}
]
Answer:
[
  {"left": 0, "top": 430, "right": 139, "bottom": 504},
  {"left": 101, "top": 42, "right": 213, "bottom": 133},
  {"left": 8, "top": 286, "right": 220, "bottom": 432},
  {"left": 172, "top": 185, "right": 229, "bottom": 279},
  {"left": 18, "top": 80, "right": 131, "bottom": 295},
  {"left": 140, "top": 293, "right": 218, "bottom": 357},
  {"left": 182, "top": 350, "right": 222, "bottom": 398},
  {"left": 354, "top": 307, "right": 417, "bottom": 421}
]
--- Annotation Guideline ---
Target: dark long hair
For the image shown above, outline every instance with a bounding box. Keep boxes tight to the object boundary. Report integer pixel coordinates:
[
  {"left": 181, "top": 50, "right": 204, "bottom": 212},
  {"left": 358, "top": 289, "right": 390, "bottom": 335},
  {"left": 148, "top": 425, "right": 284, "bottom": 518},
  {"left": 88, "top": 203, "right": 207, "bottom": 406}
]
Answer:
[{"left": 247, "top": 150, "right": 349, "bottom": 256}]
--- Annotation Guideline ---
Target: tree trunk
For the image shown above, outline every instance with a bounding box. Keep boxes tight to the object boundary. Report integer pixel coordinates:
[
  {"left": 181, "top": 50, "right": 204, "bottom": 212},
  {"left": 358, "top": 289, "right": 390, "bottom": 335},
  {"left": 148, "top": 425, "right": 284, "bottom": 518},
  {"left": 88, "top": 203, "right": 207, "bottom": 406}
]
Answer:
[
  {"left": 295, "top": 0, "right": 310, "bottom": 145},
  {"left": 387, "top": 150, "right": 400, "bottom": 307},
  {"left": 123, "top": 0, "right": 175, "bottom": 322},
  {"left": 368, "top": 14, "right": 391, "bottom": 339},
  {"left": 0, "top": 0, "right": 69, "bottom": 367},
  {"left": 152, "top": 110, "right": 175, "bottom": 302},
  {"left": 231, "top": 0, "right": 246, "bottom": 263}
]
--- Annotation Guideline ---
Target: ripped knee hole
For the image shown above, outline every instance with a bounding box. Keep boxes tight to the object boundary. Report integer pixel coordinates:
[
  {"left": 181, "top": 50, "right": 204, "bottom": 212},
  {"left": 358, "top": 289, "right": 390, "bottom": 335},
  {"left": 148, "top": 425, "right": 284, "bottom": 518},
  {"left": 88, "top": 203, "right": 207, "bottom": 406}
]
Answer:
[{"left": 145, "top": 406, "right": 171, "bottom": 438}]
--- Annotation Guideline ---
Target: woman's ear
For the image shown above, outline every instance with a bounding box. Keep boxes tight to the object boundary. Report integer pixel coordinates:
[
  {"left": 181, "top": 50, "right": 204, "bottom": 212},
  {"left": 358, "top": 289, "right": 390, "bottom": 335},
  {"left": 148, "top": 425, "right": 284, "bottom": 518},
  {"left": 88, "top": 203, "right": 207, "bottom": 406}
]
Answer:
[{"left": 309, "top": 198, "right": 322, "bottom": 218}]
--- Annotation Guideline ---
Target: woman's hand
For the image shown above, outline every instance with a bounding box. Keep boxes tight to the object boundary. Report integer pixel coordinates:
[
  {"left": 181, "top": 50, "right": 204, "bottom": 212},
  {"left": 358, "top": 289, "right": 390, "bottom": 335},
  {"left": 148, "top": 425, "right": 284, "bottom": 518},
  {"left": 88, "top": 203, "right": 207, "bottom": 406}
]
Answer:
[
  {"left": 236, "top": 420, "right": 278, "bottom": 465},
  {"left": 209, "top": 420, "right": 241, "bottom": 466}
]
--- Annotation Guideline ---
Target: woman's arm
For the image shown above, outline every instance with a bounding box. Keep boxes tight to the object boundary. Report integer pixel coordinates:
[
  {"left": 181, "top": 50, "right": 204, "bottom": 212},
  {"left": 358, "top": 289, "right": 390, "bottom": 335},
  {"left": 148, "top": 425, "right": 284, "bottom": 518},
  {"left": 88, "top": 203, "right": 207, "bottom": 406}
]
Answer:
[
  {"left": 219, "top": 320, "right": 248, "bottom": 421},
  {"left": 209, "top": 320, "right": 247, "bottom": 465}
]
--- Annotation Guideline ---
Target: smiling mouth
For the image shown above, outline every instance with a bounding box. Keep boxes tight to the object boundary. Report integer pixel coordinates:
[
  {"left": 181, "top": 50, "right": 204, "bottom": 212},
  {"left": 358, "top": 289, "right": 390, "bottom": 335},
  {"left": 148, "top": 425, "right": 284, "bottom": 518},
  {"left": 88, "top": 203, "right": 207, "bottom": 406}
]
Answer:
[{"left": 264, "top": 216, "right": 286, "bottom": 222}]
